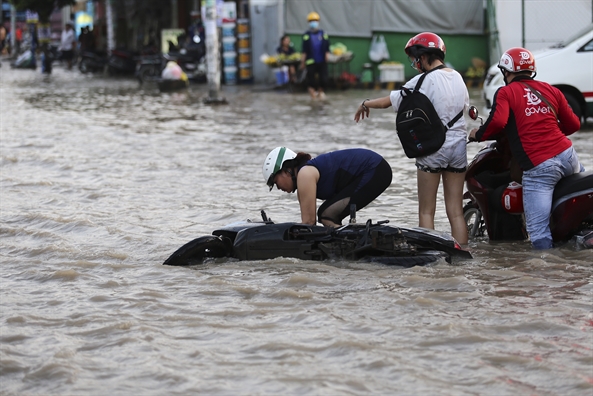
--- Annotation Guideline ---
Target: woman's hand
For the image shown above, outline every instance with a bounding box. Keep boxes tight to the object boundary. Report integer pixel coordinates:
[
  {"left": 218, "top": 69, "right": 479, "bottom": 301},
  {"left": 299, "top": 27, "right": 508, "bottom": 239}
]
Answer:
[
  {"left": 354, "top": 99, "right": 370, "bottom": 123},
  {"left": 354, "top": 97, "right": 392, "bottom": 123}
]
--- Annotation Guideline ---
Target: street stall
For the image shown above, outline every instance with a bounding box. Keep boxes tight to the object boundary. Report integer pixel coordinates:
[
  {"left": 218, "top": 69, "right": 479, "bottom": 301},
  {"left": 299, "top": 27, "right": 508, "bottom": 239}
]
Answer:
[
  {"left": 260, "top": 42, "right": 354, "bottom": 89},
  {"left": 327, "top": 42, "right": 355, "bottom": 89},
  {"left": 260, "top": 51, "right": 301, "bottom": 87}
]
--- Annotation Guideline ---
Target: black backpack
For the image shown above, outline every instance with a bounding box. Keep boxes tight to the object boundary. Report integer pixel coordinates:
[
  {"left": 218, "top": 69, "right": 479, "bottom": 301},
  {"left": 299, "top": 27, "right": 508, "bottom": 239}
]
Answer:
[{"left": 395, "top": 65, "right": 463, "bottom": 158}]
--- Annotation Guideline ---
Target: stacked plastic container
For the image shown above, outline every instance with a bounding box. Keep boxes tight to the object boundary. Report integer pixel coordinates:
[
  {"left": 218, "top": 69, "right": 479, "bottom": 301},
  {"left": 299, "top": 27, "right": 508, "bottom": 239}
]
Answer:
[
  {"left": 236, "top": 19, "right": 252, "bottom": 83},
  {"left": 222, "top": 22, "right": 237, "bottom": 84}
]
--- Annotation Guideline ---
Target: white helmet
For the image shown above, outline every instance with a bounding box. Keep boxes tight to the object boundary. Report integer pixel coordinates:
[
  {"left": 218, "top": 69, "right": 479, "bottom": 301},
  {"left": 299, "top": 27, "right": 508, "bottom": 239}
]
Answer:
[{"left": 262, "top": 147, "right": 297, "bottom": 190}]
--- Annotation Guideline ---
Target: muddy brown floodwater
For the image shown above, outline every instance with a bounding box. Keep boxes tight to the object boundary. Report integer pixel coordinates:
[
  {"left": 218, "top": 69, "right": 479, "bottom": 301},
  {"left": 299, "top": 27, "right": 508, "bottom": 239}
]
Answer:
[{"left": 1, "top": 62, "right": 592, "bottom": 395}]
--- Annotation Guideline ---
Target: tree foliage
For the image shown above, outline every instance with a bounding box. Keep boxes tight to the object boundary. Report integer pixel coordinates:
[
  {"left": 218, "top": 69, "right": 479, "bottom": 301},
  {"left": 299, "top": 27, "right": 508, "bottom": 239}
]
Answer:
[{"left": 9, "top": 0, "right": 76, "bottom": 23}]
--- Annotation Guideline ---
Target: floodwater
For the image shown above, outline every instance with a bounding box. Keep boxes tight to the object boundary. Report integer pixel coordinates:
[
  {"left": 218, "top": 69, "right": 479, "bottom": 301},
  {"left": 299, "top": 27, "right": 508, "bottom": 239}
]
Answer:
[{"left": 1, "top": 62, "right": 592, "bottom": 395}]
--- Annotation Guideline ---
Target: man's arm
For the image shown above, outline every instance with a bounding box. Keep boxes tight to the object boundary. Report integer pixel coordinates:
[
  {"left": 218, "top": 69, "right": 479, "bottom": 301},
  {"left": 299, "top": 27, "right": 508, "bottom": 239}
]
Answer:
[
  {"left": 554, "top": 87, "right": 581, "bottom": 135},
  {"left": 296, "top": 166, "right": 319, "bottom": 225},
  {"left": 474, "top": 88, "right": 510, "bottom": 141}
]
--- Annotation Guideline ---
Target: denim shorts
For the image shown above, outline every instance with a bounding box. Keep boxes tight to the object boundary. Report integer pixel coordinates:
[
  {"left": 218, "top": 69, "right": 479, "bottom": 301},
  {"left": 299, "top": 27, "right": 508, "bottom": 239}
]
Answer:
[{"left": 415, "top": 131, "right": 467, "bottom": 173}]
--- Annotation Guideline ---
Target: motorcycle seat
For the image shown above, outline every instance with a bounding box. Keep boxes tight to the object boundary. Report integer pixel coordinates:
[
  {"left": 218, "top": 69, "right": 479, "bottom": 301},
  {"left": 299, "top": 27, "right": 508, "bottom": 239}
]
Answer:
[
  {"left": 81, "top": 50, "right": 107, "bottom": 58},
  {"left": 474, "top": 170, "right": 512, "bottom": 190},
  {"left": 178, "top": 54, "right": 199, "bottom": 62},
  {"left": 166, "top": 51, "right": 201, "bottom": 63},
  {"left": 553, "top": 171, "right": 593, "bottom": 201}
]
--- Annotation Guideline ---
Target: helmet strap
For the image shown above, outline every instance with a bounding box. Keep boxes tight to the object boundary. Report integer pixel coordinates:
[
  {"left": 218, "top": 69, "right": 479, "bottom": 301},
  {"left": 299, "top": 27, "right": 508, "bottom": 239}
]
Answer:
[
  {"left": 416, "top": 57, "right": 424, "bottom": 72},
  {"left": 499, "top": 68, "right": 510, "bottom": 85},
  {"left": 413, "top": 54, "right": 429, "bottom": 73}
]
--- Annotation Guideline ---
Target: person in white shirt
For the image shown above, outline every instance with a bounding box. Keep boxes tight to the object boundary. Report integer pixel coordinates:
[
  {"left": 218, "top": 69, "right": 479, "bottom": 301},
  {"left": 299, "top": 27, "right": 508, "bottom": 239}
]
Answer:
[
  {"left": 353, "top": 32, "right": 469, "bottom": 245},
  {"left": 59, "top": 21, "right": 75, "bottom": 69}
]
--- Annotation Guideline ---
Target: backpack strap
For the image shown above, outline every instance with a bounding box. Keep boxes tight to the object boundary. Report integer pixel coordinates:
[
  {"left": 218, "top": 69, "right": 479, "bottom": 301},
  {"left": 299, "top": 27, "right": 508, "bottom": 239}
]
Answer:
[
  {"left": 446, "top": 110, "right": 464, "bottom": 129},
  {"left": 401, "top": 64, "right": 445, "bottom": 97},
  {"left": 412, "top": 64, "right": 462, "bottom": 130},
  {"left": 519, "top": 82, "right": 558, "bottom": 120},
  {"left": 414, "top": 64, "right": 445, "bottom": 91}
]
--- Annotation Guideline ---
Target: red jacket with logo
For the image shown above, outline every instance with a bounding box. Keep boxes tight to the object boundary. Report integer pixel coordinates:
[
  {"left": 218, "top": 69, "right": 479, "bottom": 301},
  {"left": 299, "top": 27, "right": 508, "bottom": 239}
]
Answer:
[{"left": 475, "top": 76, "right": 580, "bottom": 170}]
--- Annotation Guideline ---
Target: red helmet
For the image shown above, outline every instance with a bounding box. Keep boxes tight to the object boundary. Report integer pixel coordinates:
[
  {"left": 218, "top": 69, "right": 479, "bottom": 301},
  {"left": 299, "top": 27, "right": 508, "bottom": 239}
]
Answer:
[
  {"left": 501, "top": 182, "right": 524, "bottom": 214},
  {"left": 498, "top": 47, "right": 536, "bottom": 73},
  {"left": 404, "top": 32, "right": 446, "bottom": 59}
]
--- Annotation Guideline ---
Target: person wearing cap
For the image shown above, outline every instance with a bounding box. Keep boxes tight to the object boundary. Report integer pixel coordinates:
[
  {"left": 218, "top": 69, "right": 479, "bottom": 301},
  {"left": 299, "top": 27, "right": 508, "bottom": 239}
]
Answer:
[
  {"left": 300, "top": 11, "right": 330, "bottom": 100},
  {"left": 469, "top": 47, "right": 583, "bottom": 249},
  {"left": 353, "top": 32, "right": 469, "bottom": 245},
  {"left": 262, "top": 147, "right": 392, "bottom": 227},
  {"left": 59, "top": 21, "right": 76, "bottom": 70}
]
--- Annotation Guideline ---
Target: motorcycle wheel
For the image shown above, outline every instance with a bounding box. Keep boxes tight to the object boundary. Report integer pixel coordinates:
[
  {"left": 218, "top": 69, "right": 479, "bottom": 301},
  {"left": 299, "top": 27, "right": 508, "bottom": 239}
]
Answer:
[
  {"left": 137, "top": 65, "right": 159, "bottom": 84},
  {"left": 464, "top": 203, "right": 485, "bottom": 239},
  {"left": 79, "top": 59, "right": 90, "bottom": 74},
  {"left": 163, "top": 236, "right": 231, "bottom": 266},
  {"left": 107, "top": 65, "right": 118, "bottom": 76}
]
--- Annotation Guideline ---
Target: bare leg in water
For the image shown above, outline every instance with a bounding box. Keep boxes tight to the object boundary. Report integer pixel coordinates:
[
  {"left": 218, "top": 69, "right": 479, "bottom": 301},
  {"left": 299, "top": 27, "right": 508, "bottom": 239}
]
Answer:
[{"left": 416, "top": 170, "right": 468, "bottom": 244}]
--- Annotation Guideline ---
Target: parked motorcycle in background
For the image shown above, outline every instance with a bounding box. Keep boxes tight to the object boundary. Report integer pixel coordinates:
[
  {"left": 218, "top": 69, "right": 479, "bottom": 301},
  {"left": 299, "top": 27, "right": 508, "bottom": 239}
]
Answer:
[
  {"left": 464, "top": 106, "right": 593, "bottom": 249},
  {"left": 107, "top": 48, "right": 139, "bottom": 75},
  {"left": 135, "top": 52, "right": 166, "bottom": 83},
  {"left": 10, "top": 50, "right": 36, "bottom": 69},
  {"left": 166, "top": 33, "right": 206, "bottom": 82},
  {"left": 79, "top": 50, "right": 108, "bottom": 73},
  {"left": 136, "top": 33, "right": 206, "bottom": 84}
]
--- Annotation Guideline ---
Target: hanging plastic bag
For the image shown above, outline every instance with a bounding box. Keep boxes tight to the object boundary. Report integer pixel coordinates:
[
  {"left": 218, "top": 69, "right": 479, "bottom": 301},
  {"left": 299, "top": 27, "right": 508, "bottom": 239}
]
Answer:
[
  {"left": 162, "top": 61, "right": 184, "bottom": 80},
  {"left": 369, "top": 35, "right": 390, "bottom": 62}
]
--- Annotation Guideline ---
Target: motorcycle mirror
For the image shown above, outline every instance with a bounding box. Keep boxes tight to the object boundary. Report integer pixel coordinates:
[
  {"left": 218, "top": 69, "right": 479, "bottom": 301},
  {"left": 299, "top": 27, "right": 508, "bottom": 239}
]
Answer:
[
  {"left": 193, "top": 35, "right": 201, "bottom": 44},
  {"left": 468, "top": 105, "right": 479, "bottom": 120}
]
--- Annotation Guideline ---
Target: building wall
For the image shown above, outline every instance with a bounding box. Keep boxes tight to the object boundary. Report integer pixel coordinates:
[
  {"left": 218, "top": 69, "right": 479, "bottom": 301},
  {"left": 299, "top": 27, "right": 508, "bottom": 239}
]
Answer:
[
  {"left": 285, "top": 32, "right": 489, "bottom": 83},
  {"left": 280, "top": 0, "right": 489, "bottom": 84}
]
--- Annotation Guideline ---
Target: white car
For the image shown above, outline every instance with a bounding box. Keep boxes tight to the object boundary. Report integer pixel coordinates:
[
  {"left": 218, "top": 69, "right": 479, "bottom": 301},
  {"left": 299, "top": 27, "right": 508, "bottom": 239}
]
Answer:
[{"left": 482, "top": 23, "right": 593, "bottom": 121}]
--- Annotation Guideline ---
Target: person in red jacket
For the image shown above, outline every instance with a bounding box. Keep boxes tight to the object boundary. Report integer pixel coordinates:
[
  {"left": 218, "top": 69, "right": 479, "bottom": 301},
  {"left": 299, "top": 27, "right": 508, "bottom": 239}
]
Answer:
[{"left": 469, "top": 47, "right": 583, "bottom": 249}]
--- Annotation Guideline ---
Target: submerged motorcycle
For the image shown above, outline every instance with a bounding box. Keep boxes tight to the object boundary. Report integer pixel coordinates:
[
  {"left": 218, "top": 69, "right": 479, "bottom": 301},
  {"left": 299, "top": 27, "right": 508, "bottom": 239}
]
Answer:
[
  {"left": 163, "top": 209, "right": 472, "bottom": 267},
  {"left": 464, "top": 106, "right": 593, "bottom": 248}
]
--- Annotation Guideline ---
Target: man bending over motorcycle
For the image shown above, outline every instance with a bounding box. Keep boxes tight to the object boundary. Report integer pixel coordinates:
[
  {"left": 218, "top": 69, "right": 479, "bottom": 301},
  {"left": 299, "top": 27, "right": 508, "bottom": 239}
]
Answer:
[{"left": 469, "top": 47, "right": 583, "bottom": 249}]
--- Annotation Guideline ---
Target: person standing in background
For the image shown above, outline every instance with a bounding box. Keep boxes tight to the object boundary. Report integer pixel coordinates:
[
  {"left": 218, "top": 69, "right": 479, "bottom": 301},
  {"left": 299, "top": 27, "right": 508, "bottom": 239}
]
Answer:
[
  {"left": 15, "top": 25, "right": 22, "bottom": 54},
  {"left": 300, "top": 12, "right": 330, "bottom": 101},
  {"left": 20, "top": 24, "right": 32, "bottom": 52},
  {"left": 59, "top": 21, "right": 75, "bottom": 70},
  {"left": 78, "top": 26, "right": 95, "bottom": 54}
]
